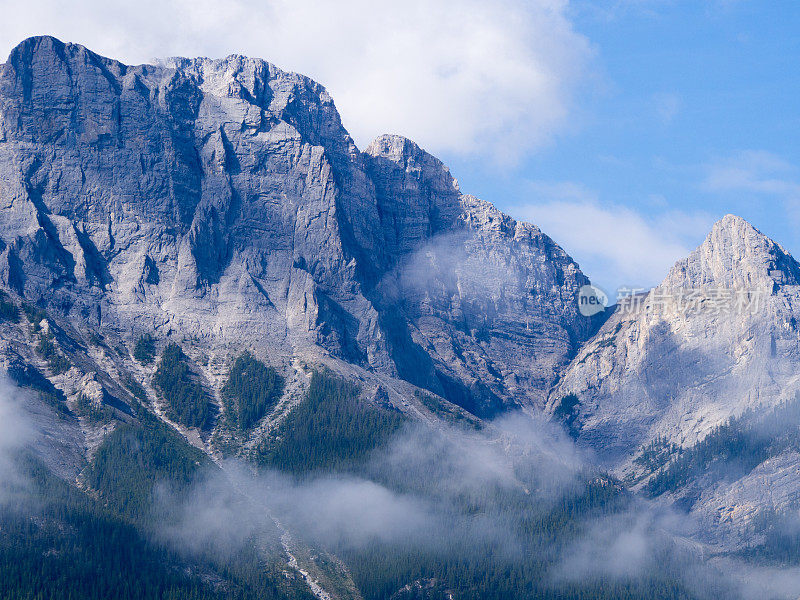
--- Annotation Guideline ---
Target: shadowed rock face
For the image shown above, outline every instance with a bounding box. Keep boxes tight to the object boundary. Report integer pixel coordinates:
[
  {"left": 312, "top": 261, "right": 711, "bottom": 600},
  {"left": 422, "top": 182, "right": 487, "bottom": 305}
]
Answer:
[{"left": 0, "top": 36, "right": 595, "bottom": 415}]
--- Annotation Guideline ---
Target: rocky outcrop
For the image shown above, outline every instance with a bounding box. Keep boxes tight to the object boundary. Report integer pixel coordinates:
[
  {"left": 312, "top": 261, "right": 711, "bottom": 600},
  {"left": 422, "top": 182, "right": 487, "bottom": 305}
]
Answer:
[
  {"left": 550, "top": 214, "right": 800, "bottom": 466},
  {"left": 0, "top": 36, "right": 595, "bottom": 415},
  {"left": 545, "top": 214, "right": 800, "bottom": 544},
  {"left": 364, "top": 135, "right": 596, "bottom": 413}
]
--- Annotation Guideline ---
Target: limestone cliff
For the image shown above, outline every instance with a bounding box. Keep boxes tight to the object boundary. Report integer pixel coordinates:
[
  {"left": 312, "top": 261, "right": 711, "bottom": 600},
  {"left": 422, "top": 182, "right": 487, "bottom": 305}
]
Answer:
[{"left": 0, "top": 36, "right": 595, "bottom": 415}]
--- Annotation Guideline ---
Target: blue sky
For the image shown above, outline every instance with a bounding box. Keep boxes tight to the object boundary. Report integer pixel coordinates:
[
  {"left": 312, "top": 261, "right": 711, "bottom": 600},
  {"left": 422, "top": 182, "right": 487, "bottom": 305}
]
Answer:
[
  {"left": 1, "top": 0, "right": 798, "bottom": 295},
  {"left": 445, "top": 1, "right": 800, "bottom": 294}
]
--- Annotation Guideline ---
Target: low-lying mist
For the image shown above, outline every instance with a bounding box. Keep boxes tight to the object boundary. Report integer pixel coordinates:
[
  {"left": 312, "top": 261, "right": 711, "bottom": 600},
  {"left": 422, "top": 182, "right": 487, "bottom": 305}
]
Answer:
[
  {"left": 0, "top": 377, "right": 35, "bottom": 505},
  {"left": 152, "top": 410, "right": 792, "bottom": 599},
  {"left": 4, "top": 370, "right": 800, "bottom": 599}
]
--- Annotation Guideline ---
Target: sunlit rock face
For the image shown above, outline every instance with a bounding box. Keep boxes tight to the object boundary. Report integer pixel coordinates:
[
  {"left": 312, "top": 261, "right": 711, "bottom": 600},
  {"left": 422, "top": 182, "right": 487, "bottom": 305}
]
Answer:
[
  {"left": 550, "top": 214, "right": 800, "bottom": 542},
  {"left": 0, "top": 36, "right": 595, "bottom": 415},
  {"left": 551, "top": 215, "right": 800, "bottom": 464}
]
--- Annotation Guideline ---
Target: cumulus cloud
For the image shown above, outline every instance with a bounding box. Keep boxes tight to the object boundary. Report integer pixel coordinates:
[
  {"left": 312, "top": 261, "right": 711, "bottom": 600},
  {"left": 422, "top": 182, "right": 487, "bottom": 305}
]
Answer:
[
  {"left": 0, "top": 0, "right": 592, "bottom": 162},
  {"left": 512, "top": 186, "right": 714, "bottom": 296}
]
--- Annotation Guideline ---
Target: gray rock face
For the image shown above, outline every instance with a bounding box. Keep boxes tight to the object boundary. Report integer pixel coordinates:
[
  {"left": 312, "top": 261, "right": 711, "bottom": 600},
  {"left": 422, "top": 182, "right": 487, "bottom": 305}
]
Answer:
[
  {"left": 0, "top": 36, "right": 594, "bottom": 415},
  {"left": 695, "top": 450, "right": 800, "bottom": 547},
  {"left": 364, "top": 135, "right": 596, "bottom": 412},
  {"left": 549, "top": 214, "right": 800, "bottom": 540},
  {"left": 551, "top": 215, "right": 800, "bottom": 465}
]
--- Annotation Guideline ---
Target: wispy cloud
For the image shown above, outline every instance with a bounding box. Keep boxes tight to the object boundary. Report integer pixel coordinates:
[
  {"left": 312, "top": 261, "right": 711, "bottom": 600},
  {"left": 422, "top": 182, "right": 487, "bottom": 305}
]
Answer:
[
  {"left": 0, "top": 0, "right": 593, "bottom": 164},
  {"left": 703, "top": 150, "right": 800, "bottom": 201},
  {"left": 702, "top": 151, "right": 800, "bottom": 234},
  {"left": 0, "top": 377, "right": 34, "bottom": 504},
  {"left": 653, "top": 92, "right": 682, "bottom": 124},
  {"left": 512, "top": 183, "right": 714, "bottom": 295},
  {"left": 155, "top": 408, "right": 764, "bottom": 599},
  {"left": 157, "top": 412, "right": 589, "bottom": 559}
]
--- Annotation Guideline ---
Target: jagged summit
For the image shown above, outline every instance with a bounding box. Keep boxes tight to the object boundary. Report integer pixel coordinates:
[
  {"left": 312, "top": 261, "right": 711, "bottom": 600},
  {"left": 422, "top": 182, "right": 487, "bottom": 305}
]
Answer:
[
  {"left": 7, "top": 35, "right": 110, "bottom": 65},
  {"left": 363, "top": 133, "right": 463, "bottom": 258},
  {"left": 0, "top": 36, "right": 595, "bottom": 414},
  {"left": 705, "top": 214, "right": 782, "bottom": 258},
  {"left": 7, "top": 35, "right": 298, "bottom": 82},
  {"left": 552, "top": 210, "right": 800, "bottom": 466},
  {"left": 549, "top": 211, "right": 800, "bottom": 542},
  {"left": 663, "top": 213, "right": 800, "bottom": 290},
  {"left": 713, "top": 213, "right": 757, "bottom": 231},
  {"left": 366, "top": 134, "right": 457, "bottom": 182}
]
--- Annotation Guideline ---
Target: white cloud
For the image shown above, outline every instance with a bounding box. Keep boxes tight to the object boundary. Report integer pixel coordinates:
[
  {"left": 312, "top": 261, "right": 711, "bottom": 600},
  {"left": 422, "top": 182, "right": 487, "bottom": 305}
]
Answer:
[
  {"left": 512, "top": 183, "right": 714, "bottom": 295},
  {"left": 703, "top": 151, "right": 800, "bottom": 231},
  {"left": 157, "top": 412, "right": 589, "bottom": 558},
  {"left": 704, "top": 150, "right": 800, "bottom": 200},
  {"left": 653, "top": 92, "right": 681, "bottom": 124},
  {"left": 0, "top": 0, "right": 592, "bottom": 163},
  {"left": 0, "top": 377, "right": 34, "bottom": 504}
]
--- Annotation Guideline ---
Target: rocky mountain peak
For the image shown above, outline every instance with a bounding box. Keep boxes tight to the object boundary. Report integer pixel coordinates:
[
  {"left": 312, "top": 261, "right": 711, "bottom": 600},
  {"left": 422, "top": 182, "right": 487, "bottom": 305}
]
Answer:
[
  {"left": 364, "top": 133, "right": 462, "bottom": 258},
  {"left": 7, "top": 35, "right": 113, "bottom": 69},
  {"left": 0, "top": 36, "right": 597, "bottom": 416},
  {"left": 662, "top": 213, "right": 800, "bottom": 290},
  {"left": 550, "top": 211, "right": 800, "bottom": 544},
  {"left": 705, "top": 214, "right": 783, "bottom": 262},
  {"left": 365, "top": 134, "right": 459, "bottom": 188},
  {"left": 552, "top": 212, "right": 800, "bottom": 466}
]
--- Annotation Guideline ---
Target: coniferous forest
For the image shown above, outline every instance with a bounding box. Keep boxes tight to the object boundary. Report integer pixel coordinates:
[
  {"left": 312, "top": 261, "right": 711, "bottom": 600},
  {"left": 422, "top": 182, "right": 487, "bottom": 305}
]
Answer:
[
  {"left": 2, "top": 12, "right": 800, "bottom": 599},
  {"left": 0, "top": 367, "right": 746, "bottom": 600},
  {"left": 154, "top": 343, "right": 214, "bottom": 430}
]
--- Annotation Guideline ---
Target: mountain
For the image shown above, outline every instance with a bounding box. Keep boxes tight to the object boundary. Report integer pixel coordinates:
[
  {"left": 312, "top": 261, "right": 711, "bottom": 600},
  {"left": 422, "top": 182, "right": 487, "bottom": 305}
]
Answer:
[
  {"left": 549, "top": 214, "right": 800, "bottom": 544},
  {"left": 3, "top": 35, "right": 800, "bottom": 600},
  {"left": 0, "top": 36, "right": 634, "bottom": 600},
  {"left": 0, "top": 35, "right": 595, "bottom": 417}
]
